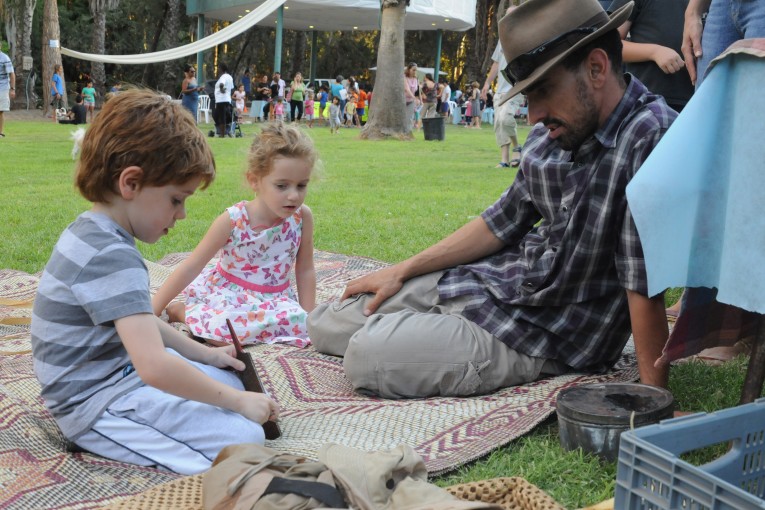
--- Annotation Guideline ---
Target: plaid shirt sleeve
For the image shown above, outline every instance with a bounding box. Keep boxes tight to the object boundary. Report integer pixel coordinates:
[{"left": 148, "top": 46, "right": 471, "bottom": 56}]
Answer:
[
  {"left": 616, "top": 121, "right": 671, "bottom": 295},
  {"left": 482, "top": 169, "right": 542, "bottom": 246}
]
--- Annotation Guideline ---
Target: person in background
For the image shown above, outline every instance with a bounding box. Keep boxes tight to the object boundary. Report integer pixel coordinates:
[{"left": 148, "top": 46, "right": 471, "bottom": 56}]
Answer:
[
  {"left": 682, "top": 0, "right": 765, "bottom": 87},
  {"left": 328, "top": 95, "right": 341, "bottom": 134},
  {"left": 241, "top": 68, "right": 252, "bottom": 99},
  {"left": 404, "top": 63, "right": 419, "bottom": 130},
  {"left": 81, "top": 80, "right": 97, "bottom": 123},
  {"left": 468, "top": 81, "right": 482, "bottom": 129},
  {"left": 0, "top": 45, "right": 15, "bottom": 138},
  {"left": 483, "top": 4, "right": 523, "bottom": 167},
  {"left": 232, "top": 84, "right": 246, "bottom": 118},
  {"left": 318, "top": 85, "right": 329, "bottom": 126},
  {"left": 420, "top": 73, "right": 437, "bottom": 119},
  {"left": 59, "top": 94, "right": 87, "bottom": 125},
  {"left": 356, "top": 84, "right": 368, "bottom": 126},
  {"left": 213, "top": 62, "right": 234, "bottom": 137},
  {"left": 610, "top": 0, "right": 693, "bottom": 113},
  {"left": 289, "top": 72, "right": 306, "bottom": 124},
  {"left": 273, "top": 96, "right": 285, "bottom": 122},
  {"left": 256, "top": 73, "right": 271, "bottom": 121},
  {"left": 438, "top": 77, "right": 451, "bottom": 118},
  {"left": 180, "top": 64, "right": 204, "bottom": 123},
  {"left": 304, "top": 90, "right": 315, "bottom": 128},
  {"left": 51, "top": 64, "right": 65, "bottom": 124}
]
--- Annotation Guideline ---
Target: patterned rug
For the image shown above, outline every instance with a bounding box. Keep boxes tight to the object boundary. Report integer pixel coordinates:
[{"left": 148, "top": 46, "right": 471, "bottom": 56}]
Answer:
[{"left": 0, "top": 251, "right": 639, "bottom": 509}]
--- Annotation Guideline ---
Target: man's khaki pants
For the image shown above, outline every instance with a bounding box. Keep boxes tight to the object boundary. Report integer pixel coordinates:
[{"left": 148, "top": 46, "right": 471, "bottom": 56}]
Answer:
[{"left": 308, "top": 271, "right": 564, "bottom": 399}]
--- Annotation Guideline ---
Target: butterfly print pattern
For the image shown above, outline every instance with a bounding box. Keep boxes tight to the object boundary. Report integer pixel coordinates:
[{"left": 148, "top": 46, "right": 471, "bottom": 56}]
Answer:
[{"left": 183, "top": 201, "right": 309, "bottom": 347}]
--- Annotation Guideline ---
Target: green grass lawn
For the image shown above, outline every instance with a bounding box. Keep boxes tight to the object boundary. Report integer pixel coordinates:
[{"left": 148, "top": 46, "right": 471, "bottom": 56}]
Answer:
[{"left": 1, "top": 117, "right": 755, "bottom": 508}]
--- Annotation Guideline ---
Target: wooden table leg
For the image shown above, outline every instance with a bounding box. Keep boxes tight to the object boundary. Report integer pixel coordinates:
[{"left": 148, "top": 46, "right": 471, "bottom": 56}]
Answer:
[{"left": 739, "top": 315, "right": 765, "bottom": 405}]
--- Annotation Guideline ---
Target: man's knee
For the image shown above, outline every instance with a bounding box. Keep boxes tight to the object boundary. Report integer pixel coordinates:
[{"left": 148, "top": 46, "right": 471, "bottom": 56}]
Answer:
[{"left": 307, "top": 297, "right": 368, "bottom": 356}]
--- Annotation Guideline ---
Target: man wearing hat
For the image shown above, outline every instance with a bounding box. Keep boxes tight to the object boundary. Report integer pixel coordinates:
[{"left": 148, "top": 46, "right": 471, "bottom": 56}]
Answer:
[{"left": 309, "top": 0, "right": 676, "bottom": 397}]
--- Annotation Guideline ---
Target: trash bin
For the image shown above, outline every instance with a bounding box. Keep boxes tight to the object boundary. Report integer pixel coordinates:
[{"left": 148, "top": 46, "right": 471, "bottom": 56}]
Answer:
[{"left": 422, "top": 116, "right": 445, "bottom": 141}]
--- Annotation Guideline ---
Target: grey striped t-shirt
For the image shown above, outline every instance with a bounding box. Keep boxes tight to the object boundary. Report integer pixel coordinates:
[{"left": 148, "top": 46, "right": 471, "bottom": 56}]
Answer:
[{"left": 31, "top": 211, "right": 151, "bottom": 440}]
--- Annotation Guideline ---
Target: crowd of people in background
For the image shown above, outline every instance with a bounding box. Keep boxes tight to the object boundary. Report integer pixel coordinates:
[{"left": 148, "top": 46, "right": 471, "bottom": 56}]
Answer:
[{"left": 43, "top": 60, "right": 529, "bottom": 135}]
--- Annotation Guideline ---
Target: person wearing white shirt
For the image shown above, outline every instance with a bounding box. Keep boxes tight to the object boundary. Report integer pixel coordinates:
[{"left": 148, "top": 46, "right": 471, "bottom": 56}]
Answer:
[
  {"left": 482, "top": 6, "right": 522, "bottom": 168},
  {"left": 0, "top": 48, "right": 16, "bottom": 138},
  {"left": 214, "top": 62, "right": 234, "bottom": 137}
]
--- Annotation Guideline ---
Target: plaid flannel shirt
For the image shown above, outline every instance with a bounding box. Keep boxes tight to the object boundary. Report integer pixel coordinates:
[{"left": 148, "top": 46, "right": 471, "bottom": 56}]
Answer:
[{"left": 439, "top": 76, "right": 676, "bottom": 372}]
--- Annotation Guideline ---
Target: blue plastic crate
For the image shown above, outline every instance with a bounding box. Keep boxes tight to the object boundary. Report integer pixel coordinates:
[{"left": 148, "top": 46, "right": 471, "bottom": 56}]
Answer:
[{"left": 615, "top": 398, "right": 765, "bottom": 509}]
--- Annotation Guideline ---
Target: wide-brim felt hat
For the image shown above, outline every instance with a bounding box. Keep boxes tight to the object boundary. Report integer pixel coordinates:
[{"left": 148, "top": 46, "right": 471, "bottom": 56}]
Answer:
[{"left": 497, "top": 0, "right": 633, "bottom": 105}]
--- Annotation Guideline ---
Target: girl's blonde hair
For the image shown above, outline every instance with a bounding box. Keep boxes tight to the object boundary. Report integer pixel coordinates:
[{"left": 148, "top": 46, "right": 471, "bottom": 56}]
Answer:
[
  {"left": 247, "top": 123, "right": 318, "bottom": 180},
  {"left": 471, "top": 80, "right": 480, "bottom": 88}
]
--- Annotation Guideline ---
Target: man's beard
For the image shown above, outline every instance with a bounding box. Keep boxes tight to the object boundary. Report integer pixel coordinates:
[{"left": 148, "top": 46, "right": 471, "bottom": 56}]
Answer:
[{"left": 547, "top": 74, "right": 600, "bottom": 152}]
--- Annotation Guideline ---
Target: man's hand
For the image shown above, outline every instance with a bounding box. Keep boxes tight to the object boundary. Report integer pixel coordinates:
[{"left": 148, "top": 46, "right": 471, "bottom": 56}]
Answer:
[
  {"left": 652, "top": 46, "right": 686, "bottom": 74},
  {"left": 682, "top": 12, "right": 705, "bottom": 85},
  {"left": 340, "top": 265, "right": 406, "bottom": 316},
  {"left": 235, "top": 391, "right": 280, "bottom": 425}
]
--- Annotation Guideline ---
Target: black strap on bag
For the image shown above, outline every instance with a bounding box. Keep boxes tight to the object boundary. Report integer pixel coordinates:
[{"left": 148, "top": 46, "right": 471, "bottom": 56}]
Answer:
[{"left": 262, "top": 477, "right": 347, "bottom": 508}]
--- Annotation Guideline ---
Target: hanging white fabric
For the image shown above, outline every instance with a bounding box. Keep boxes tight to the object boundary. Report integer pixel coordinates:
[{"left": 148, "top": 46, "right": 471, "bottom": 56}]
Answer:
[{"left": 60, "top": 0, "right": 285, "bottom": 64}]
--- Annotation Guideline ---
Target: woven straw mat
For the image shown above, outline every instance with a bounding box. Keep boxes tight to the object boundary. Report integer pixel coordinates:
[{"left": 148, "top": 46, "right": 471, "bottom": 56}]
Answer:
[{"left": 0, "top": 251, "right": 636, "bottom": 509}]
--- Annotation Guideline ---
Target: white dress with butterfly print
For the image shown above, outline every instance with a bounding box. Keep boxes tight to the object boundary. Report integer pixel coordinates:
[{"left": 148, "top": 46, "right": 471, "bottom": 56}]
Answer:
[{"left": 183, "top": 201, "right": 309, "bottom": 347}]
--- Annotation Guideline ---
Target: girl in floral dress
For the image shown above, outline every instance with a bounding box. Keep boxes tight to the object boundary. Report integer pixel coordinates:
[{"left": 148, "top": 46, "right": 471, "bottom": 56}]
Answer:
[{"left": 153, "top": 123, "right": 317, "bottom": 347}]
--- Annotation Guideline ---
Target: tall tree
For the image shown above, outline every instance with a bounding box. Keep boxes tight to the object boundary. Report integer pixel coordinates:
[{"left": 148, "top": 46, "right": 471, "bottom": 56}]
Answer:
[
  {"left": 361, "top": 0, "right": 409, "bottom": 140},
  {"left": 3, "top": 0, "right": 37, "bottom": 109},
  {"left": 42, "top": 0, "right": 63, "bottom": 116},
  {"left": 89, "top": 0, "right": 119, "bottom": 99},
  {"left": 160, "top": 0, "right": 181, "bottom": 94}
]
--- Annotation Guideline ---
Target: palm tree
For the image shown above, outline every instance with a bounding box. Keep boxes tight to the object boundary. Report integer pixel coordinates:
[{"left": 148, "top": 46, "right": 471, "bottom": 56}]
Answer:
[
  {"left": 89, "top": 0, "right": 120, "bottom": 99},
  {"left": 360, "top": 0, "right": 410, "bottom": 140}
]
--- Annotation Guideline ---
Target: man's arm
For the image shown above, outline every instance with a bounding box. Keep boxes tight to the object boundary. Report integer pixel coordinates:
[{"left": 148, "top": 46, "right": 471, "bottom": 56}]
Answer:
[
  {"left": 341, "top": 216, "right": 504, "bottom": 315},
  {"left": 481, "top": 61, "right": 499, "bottom": 100},
  {"left": 626, "top": 290, "right": 669, "bottom": 388},
  {"left": 682, "top": 0, "right": 713, "bottom": 85},
  {"left": 9, "top": 71, "right": 15, "bottom": 99},
  {"left": 617, "top": 22, "right": 686, "bottom": 74}
]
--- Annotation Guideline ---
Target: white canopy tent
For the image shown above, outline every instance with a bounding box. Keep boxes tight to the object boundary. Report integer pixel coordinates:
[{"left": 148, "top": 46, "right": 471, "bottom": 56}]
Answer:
[
  {"left": 369, "top": 66, "right": 447, "bottom": 79},
  {"left": 193, "top": 0, "right": 476, "bottom": 32}
]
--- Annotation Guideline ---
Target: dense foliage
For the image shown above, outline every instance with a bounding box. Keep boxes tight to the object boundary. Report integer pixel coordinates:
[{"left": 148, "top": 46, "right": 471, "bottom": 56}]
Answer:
[{"left": 5, "top": 0, "right": 505, "bottom": 102}]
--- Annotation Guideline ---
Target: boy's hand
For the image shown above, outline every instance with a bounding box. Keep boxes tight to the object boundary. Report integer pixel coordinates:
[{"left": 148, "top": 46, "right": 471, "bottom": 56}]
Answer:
[
  {"left": 205, "top": 345, "right": 245, "bottom": 371},
  {"left": 236, "top": 391, "right": 280, "bottom": 425}
]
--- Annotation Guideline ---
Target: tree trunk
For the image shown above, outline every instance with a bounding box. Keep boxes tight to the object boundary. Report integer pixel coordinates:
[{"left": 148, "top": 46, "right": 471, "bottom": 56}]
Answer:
[
  {"left": 141, "top": 2, "right": 167, "bottom": 88},
  {"left": 42, "top": 0, "right": 64, "bottom": 116},
  {"left": 90, "top": 7, "right": 107, "bottom": 99},
  {"left": 90, "top": 0, "right": 120, "bottom": 100},
  {"left": 292, "top": 31, "right": 306, "bottom": 77},
  {"left": 160, "top": 0, "right": 181, "bottom": 94},
  {"left": 361, "top": 0, "right": 410, "bottom": 140},
  {"left": 7, "top": 0, "right": 37, "bottom": 109}
]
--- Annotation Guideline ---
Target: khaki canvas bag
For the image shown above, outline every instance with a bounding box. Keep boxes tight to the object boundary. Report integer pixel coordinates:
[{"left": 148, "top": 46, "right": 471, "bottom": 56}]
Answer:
[{"left": 203, "top": 443, "right": 499, "bottom": 510}]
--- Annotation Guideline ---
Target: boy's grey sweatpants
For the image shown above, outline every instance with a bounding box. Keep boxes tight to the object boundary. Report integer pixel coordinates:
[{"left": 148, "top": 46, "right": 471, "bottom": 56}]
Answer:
[{"left": 307, "top": 271, "right": 566, "bottom": 399}]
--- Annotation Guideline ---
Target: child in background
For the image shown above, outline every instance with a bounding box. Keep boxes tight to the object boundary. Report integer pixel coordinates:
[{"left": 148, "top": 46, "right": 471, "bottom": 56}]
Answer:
[
  {"left": 273, "top": 96, "right": 285, "bottom": 122},
  {"left": 81, "top": 80, "right": 97, "bottom": 123},
  {"left": 318, "top": 86, "right": 328, "bottom": 126},
  {"left": 304, "top": 90, "right": 315, "bottom": 128},
  {"left": 233, "top": 83, "right": 246, "bottom": 117},
  {"left": 344, "top": 96, "right": 356, "bottom": 127},
  {"left": 153, "top": 122, "right": 317, "bottom": 348},
  {"left": 469, "top": 81, "right": 482, "bottom": 129},
  {"left": 413, "top": 101, "right": 422, "bottom": 130},
  {"left": 31, "top": 90, "right": 277, "bottom": 475},
  {"left": 328, "top": 96, "right": 341, "bottom": 134}
]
